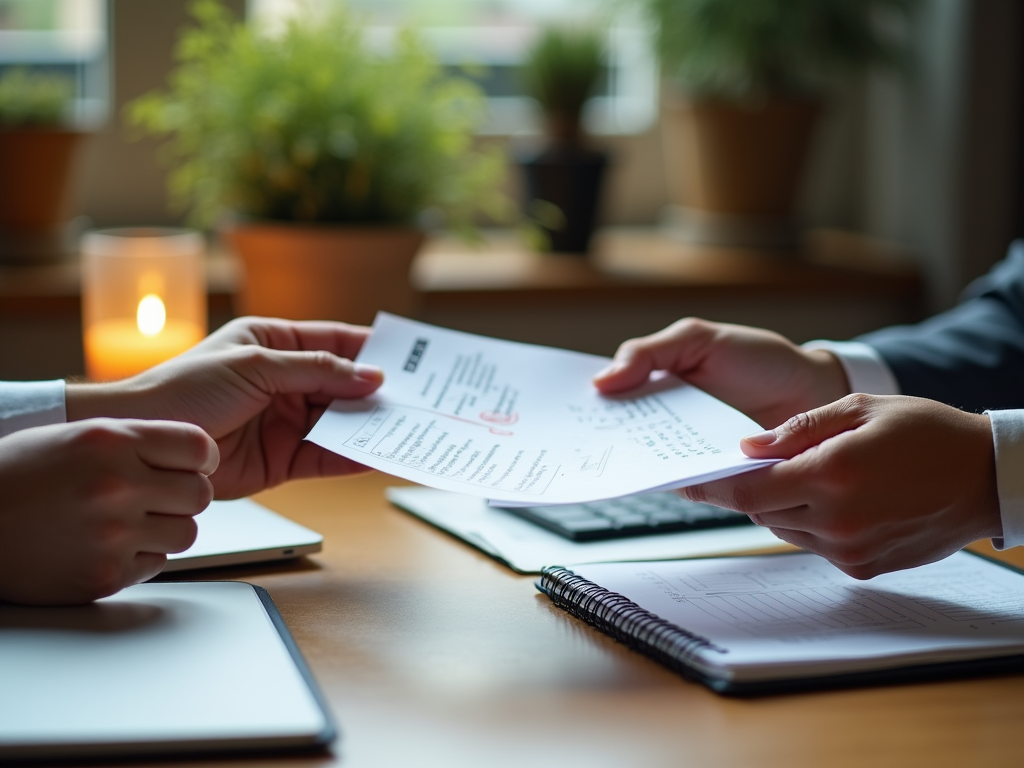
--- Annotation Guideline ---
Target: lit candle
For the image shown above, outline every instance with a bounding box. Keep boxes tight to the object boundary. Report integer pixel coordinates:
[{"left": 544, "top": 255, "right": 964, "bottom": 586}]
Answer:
[
  {"left": 84, "top": 295, "right": 204, "bottom": 381},
  {"left": 81, "top": 228, "right": 207, "bottom": 381}
]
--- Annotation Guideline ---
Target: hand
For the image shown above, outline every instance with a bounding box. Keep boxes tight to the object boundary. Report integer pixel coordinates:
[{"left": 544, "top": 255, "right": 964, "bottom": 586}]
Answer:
[
  {"left": 682, "top": 394, "right": 1001, "bottom": 578},
  {"left": 65, "top": 317, "right": 383, "bottom": 499},
  {"left": 0, "top": 419, "right": 217, "bottom": 605},
  {"left": 593, "top": 318, "right": 850, "bottom": 428}
]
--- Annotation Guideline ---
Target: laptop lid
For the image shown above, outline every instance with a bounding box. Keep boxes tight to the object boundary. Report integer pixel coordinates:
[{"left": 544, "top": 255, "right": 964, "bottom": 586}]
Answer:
[
  {"left": 0, "top": 581, "right": 335, "bottom": 760},
  {"left": 164, "top": 498, "right": 322, "bottom": 572}
]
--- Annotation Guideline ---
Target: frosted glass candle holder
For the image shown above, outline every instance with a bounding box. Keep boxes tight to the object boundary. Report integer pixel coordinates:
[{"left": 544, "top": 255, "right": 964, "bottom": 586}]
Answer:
[{"left": 81, "top": 228, "right": 206, "bottom": 381}]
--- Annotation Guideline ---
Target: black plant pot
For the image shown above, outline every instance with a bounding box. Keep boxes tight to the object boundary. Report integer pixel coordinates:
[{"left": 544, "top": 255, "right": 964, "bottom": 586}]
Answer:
[{"left": 520, "top": 145, "right": 609, "bottom": 254}]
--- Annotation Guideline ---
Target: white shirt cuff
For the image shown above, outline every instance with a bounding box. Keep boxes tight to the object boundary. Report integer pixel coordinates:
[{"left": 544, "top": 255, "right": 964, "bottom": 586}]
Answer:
[
  {"left": 987, "top": 410, "right": 1024, "bottom": 550},
  {"left": 802, "top": 340, "right": 901, "bottom": 396},
  {"left": 0, "top": 380, "right": 67, "bottom": 438}
]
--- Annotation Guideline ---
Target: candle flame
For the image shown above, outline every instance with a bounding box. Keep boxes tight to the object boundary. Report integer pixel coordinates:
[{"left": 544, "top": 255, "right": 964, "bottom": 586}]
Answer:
[{"left": 137, "top": 294, "right": 166, "bottom": 336}]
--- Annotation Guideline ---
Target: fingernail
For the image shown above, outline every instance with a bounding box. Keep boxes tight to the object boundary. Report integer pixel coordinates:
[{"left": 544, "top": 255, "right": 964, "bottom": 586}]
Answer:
[
  {"left": 353, "top": 363, "right": 383, "bottom": 381},
  {"left": 743, "top": 429, "right": 777, "bottom": 446},
  {"left": 594, "top": 362, "right": 621, "bottom": 380}
]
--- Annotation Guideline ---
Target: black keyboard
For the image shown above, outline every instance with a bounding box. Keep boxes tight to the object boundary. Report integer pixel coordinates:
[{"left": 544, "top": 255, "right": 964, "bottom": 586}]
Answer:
[{"left": 499, "top": 492, "right": 752, "bottom": 542}]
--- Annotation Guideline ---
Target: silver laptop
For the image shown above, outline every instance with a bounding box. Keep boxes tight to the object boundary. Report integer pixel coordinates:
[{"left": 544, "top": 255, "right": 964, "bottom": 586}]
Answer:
[
  {"left": 164, "top": 498, "right": 322, "bottom": 572},
  {"left": 0, "top": 581, "right": 335, "bottom": 760}
]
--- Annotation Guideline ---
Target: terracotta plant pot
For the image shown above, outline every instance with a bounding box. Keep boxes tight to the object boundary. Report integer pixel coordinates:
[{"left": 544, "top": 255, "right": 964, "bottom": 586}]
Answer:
[
  {"left": 0, "top": 129, "right": 85, "bottom": 231},
  {"left": 226, "top": 224, "right": 425, "bottom": 325},
  {"left": 662, "top": 97, "right": 820, "bottom": 247},
  {"left": 0, "top": 129, "right": 87, "bottom": 263}
]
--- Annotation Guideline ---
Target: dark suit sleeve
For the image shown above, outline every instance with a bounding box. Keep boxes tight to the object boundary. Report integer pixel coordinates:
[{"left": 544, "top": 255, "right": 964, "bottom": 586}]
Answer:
[{"left": 857, "top": 240, "right": 1024, "bottom": 413}]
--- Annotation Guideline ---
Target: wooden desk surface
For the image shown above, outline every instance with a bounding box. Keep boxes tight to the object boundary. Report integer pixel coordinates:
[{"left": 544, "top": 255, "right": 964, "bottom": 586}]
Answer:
[{"left": 160, "top": 472, "right": 1024, "bottom": 768}]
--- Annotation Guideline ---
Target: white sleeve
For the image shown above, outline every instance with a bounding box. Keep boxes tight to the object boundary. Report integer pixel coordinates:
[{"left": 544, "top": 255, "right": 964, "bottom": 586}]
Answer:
[
  {"left": 987, "top": 410, "right": 1024, "bottom": 550},
  {"left": 0, "top": 380, "right": 67, "bottom": 438},
  {"left": 801, "top": 340, "right": 901, "bottom": 395}
]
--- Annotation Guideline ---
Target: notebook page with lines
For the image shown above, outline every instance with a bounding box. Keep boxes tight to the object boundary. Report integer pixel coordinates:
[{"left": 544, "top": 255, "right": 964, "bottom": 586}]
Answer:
[{"left": 538, "top": 551, "right": 1024, "bottom": 694}]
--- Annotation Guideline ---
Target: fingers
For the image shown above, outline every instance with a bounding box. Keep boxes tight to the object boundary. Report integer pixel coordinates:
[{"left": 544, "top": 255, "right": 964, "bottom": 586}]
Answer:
[
  {"left": 747, "top": 505, "right": 810, "bottom": 531},
  {"left": 221, "top": 316, "right": 373, "bottom": 361},
  {"left": 682, "top": 426, "right": 855, "bottom": 516},
  {"left": 232, "top": 346, "right": 384, "bottom": 400},
  {"left": 739, "top": 394, "right": 874, "bottom": 460},
  {"left": 681, "top": 463, "right": 809, "bottom": 517},
  {"left": 80, "top": 512, "right": 196, "bottom": 601},
  {"left": 0, "top": 420, "right": 219, "bottom": 605},
  {"left": 688, "top": 394, "right": 888, "bottom": 516},
  {"left": 96, "top": 490, "right": 205, "bottom": 595},
  {"left": 130, "top": 420, "right": 220, "bottom": 475},
  {"left": 683, "top": 394, "right": 998, "bottom": 581},
  {"left": 128, "top": 552, "right": 170, "bottom": 586},
  {"left": 138, "top": 513, "right": 199, "bottom": 554},
  {"left": 752, "top": 525, "right": 881, "bottom": 580},
  {"left": 136, "top": 464, "right": 214, "bottom": 515},
  {"left": 754, "top": 524, "right": 892, "bottom": 581},
  {"left": 594, "top": 318, "right": 718, "bottom": 393}
]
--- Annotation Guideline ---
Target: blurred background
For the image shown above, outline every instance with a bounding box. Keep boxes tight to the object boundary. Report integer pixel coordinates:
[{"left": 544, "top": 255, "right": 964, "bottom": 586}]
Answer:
[{"left": 2, "top": 0, "right": 1023, "bottom": 380}]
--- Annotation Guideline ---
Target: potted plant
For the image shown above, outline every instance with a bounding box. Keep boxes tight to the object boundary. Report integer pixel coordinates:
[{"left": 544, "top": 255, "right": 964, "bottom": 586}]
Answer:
[
  {"left": 0, "top": 68, "right": 86, "bottom": 263},
  {"left": 129, "top": 0, "right": 507, "bottom": 324},
  {"left": 519, "top": 24, "right": 609, "bottom": 255},
  {"left": 642, "top": 0, "right": 911, "bottom": 247}
]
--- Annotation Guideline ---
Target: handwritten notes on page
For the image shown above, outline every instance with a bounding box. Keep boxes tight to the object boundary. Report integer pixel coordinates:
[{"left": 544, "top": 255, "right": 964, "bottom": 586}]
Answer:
[{"left": 306, "top": 314, "right": 778, "bottom": 506}]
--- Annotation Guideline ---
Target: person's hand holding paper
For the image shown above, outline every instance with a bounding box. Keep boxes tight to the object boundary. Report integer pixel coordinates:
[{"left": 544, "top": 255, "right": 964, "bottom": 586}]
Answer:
[
  {"left": 66, "top": 317, "right": 384, "bottom": 499},
  {"left": 592, "top": 318, "right": 850, "bottom": 428},
  {"left": 594, "top": 318, "right": 1002, "bottom": 579},
  {"left": 306, "top": 314, "right": 779, "bottom": 507},
  {"left": 0, "top": 316, "right": 383, "bottom": 606}
]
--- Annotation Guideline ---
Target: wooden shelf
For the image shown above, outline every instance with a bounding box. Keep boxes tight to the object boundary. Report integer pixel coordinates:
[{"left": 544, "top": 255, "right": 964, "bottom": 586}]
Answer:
[
  {"left": 0, "top": 227, "right": 924, "bottom": 379},
  {"left": 0, "top": 253, "right": 240, "bottom": 319},
  {"left": 414, "top": 228, "right": 923, "bottom": 309},
  {"left": 0, "top": 228, "right": 921, "bottom": 317}
]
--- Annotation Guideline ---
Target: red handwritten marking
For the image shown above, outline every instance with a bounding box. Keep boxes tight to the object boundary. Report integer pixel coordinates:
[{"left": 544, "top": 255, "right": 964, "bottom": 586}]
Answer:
[
  {"left": 480, "top": 411, "right": 519, "bottom": 425},
  {"left": 398, "top": 405, "right": 515, "bottom": 436}
]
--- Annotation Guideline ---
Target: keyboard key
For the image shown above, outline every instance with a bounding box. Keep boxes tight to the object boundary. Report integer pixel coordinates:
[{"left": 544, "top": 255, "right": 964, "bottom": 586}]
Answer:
[
  {"left": 558, "top": 518, "right": 614, "bottom": 533},
  {"left": 648, "top": 511, "right": 687, "bottom": 524},
  {"left": 606, "top": 514, "right": 648, "bottom": 527}
]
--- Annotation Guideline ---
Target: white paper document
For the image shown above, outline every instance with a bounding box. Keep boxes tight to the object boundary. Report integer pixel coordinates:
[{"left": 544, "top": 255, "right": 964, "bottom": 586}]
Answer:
[{"left": 307, "top": 314, "right": 778, "bottom": 506}]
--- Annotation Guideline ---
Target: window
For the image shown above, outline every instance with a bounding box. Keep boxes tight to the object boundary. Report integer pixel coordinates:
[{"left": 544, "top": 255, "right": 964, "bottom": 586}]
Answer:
[
  {"left": 0, "top": 0, "right": 108, "bottom": 126},
  {"left": 250, "top": 0, "right": 657, "bottom": 136}
]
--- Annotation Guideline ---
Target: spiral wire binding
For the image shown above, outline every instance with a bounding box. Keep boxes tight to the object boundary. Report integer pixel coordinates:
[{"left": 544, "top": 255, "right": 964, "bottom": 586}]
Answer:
[{"left": 540, "top": 566, "right": 723, "bottom": 682}]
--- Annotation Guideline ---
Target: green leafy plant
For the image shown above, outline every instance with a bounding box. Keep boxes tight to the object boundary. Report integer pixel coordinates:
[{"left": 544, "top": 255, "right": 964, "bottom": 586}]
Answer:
[
  {"left": 521, "top": 25, "right": 605, "bottom": 142},
  {"left": 640, "top": 0, "right": 912, "bottom": 101},
  {"left": 129, "top": 0, "right": 508, "bottom": 232},
  {"left": 0, "top": 67, "right": 74, "bottom": 127}
]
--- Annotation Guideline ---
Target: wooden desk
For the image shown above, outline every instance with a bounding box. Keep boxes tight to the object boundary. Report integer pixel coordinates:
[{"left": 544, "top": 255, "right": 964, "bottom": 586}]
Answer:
[{"left": 163, "top": 472, "right": 1022, "bottom": 768}]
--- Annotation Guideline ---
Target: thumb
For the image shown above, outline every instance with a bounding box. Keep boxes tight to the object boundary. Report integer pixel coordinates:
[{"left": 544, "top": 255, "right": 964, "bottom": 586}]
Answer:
[
  {"left": 593, "top": 349, "right": 654, "bottom": 394},
  {"left": 594, "top": 318, "right": 717, "bottom": 394},
  {"left": 739, "top": 395, "right": 873, "bottom": 459}
]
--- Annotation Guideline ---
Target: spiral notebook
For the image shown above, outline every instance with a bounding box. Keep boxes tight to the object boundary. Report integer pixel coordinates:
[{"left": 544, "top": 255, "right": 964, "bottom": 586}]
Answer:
[{"left": 538, "top": 551, "right": 1024, "bottom": 695}]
